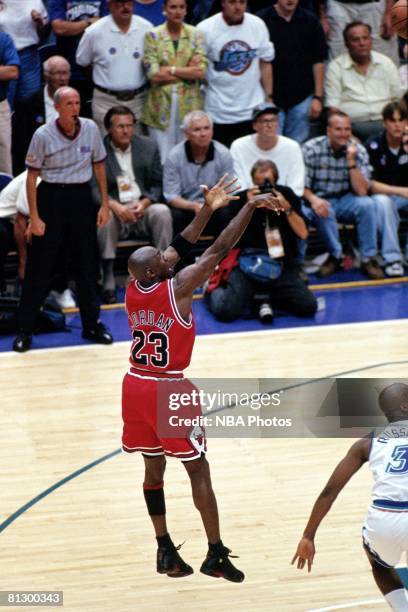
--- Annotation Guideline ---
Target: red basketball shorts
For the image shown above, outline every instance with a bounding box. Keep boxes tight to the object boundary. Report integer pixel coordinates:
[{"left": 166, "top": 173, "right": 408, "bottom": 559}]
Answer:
[{"left": 122, "top": 372, "right": 207, "bottom": 462}]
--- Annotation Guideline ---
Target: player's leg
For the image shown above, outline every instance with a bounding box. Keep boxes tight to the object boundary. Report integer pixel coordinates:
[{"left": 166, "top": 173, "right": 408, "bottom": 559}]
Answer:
[
  {"left": 142, "top": 454, "right": 193, "bottom": 577},
  {"left": 363, "top": 548, "right": 408, "bottom": 611},
  {"left": 183, "top": 456, "right": 245, "bottom": 583}
]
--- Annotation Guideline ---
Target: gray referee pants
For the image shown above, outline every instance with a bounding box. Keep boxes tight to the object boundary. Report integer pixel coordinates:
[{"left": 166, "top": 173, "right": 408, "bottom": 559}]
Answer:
[{"left": 98, "top": 203, "right": 173, "bottom": 259}]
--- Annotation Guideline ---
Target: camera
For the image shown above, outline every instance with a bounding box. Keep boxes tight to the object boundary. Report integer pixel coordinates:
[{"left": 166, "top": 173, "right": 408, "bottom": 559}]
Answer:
[{"left": 259, "top": 178, "right": 274, "bottom": 194}]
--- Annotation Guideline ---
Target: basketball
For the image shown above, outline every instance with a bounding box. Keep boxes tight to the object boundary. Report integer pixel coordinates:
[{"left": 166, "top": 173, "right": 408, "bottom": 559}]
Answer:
[{"left": 391, "top": 0, "right": 408, "bottom": 39}]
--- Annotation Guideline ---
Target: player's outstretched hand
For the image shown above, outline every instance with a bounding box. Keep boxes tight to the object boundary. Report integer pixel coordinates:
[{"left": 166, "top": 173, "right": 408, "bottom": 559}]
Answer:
[
  {"left": 201, "top": 174, "right": 240, "bottom": 211},
  {"left": 291, "top": 537, "right": 315, "bottom": 572},
  {"left": 249, "top": 192, "right": 286, "bottom": 213}
]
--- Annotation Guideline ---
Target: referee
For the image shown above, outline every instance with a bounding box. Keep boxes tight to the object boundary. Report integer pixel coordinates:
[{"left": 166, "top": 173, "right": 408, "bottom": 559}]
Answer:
[{"left": 13, "top": 86, "right": 113, "bottom": 352}]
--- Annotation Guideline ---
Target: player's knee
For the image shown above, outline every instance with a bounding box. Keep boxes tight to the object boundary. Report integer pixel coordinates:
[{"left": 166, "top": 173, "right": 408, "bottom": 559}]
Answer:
[
  {"left": 184, "top": 454, "right": 209, "bottom": 478},
  {"left": 144, "top": 455, "right": 166, "bottom": 484}
]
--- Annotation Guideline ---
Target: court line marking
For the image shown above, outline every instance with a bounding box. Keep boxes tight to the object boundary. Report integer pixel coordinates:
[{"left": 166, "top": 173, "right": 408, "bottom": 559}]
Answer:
[
  {"left": 1, "top": 358, "right": 408, "bottom": 535},
  {"left": 0, "top": 449, "right": 120, "bottom": 534},
  {"left": 307, "top": 599, "right": 384, "bottom": 611},
  {"left": 2, "top": 317, "right": 408, "bottom": 357}
]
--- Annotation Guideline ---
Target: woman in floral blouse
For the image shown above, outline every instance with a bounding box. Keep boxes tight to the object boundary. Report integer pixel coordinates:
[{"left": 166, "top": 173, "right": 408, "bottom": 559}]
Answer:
[{"left": 142, "top": 0, "right": 207, "bottom": 162}]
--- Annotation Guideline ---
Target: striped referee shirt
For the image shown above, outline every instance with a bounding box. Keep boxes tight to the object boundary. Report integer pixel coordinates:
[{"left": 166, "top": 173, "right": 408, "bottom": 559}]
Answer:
[
  {"left": 302, "top": 136, "right": 371, "bottom": 198},
  {"left": 25, "top": 118, "right": 106, "bottom": 183}
]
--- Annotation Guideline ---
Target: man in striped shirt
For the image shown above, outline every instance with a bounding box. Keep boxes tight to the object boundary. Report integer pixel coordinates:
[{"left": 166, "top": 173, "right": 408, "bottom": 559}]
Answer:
[{"left": 13, "top": 86, "right": 113, "bottom": 352}]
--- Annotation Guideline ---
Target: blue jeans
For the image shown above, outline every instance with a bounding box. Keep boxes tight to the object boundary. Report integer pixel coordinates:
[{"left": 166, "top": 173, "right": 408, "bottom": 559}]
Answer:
[
  {"left": 278, "top": 96, "right": 312, "bottom": 144},
  {"left": 7, "top": 45, "right": 41, "bottom": 107},
  {"left": 304, "top": 193, "right": 377, "bottom": 261},
  {"left": 371, "top": 194, "right": 404, "bottom": 263},
  {"left": 373, "top": 194, "right": 408, "bottom": 263}
]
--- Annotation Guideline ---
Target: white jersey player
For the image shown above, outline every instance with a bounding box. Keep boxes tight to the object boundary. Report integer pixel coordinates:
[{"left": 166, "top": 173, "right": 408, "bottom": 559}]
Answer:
[{"left": 292, "top": 383, "right": 408, "bottom": 612}]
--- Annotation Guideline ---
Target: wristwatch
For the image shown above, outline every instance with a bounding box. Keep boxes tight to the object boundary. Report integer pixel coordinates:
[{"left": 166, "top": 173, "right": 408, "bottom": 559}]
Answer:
[{"left": 170, "top": 66, "right": 176, "bottom": 76}]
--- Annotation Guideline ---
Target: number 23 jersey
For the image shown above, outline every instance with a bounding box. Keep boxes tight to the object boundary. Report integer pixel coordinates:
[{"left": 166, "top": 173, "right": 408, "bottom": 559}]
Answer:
[{"left": 126, "top": 278, "right": 195, "bottom": 375}]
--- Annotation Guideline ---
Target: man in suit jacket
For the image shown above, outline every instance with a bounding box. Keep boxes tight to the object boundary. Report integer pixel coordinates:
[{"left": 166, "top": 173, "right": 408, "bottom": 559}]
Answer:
[
  {"left": 94, "top": 105, "right": 172, "bottom": 303},
  {"left": 12, "top": 55, "right": 71, "bottom": 174}
]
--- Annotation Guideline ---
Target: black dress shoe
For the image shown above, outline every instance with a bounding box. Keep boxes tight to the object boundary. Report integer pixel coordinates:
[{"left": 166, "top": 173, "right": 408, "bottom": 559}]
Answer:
[
  {"left": 102, "top": 289, "right": 117, "bottom": 304},
  {"left": 82, "top": 322, "right": 113, "bottom": 345},
  {"left": 13, "top": 333, "right": 32, "bottom": 353}
]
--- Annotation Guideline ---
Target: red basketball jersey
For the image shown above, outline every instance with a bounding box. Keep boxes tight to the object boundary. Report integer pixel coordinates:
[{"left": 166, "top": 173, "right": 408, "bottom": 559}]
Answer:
[{"left": 125, "top": 278, "right": 195, "bottom": 375}]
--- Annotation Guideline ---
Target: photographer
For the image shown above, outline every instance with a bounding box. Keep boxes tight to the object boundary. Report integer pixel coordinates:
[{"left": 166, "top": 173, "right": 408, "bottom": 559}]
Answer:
[{"left": 207, "top": 160, "right": 317, "bottom": 323}]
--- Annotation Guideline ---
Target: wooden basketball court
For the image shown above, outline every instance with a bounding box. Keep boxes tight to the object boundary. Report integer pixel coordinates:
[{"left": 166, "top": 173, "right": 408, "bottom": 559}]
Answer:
[{"left": 1, "top": 319, "right": 407, "bottom": 611}]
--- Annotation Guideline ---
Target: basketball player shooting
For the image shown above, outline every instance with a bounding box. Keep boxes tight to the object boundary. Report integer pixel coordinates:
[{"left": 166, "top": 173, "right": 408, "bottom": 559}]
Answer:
[
  {"left": 292, "top": 383, "right": 408, "bottom": 611},
  {"left": 122, "top": 175, "right": 284, "bottom": 582}
]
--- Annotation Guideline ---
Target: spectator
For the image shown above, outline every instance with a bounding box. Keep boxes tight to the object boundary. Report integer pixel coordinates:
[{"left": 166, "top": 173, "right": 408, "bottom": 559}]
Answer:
[
  {"left": 208, "top": 159, "right": 317, "bottom": 322},
  {"left": 325, "top": 22, "right": 403, "bottom": 141},
  {"left": 0, "top": 0, "right": 48, "bottom": 105},
  {"left": 163, "top": 110, "right": 234, "bottom": 235},
  {"left": 302, "top": 110, "right": 384, "bottom": 279},
  {"left": 0, "top": 31, "right": 19, "bottom": 174},
  {"left": 366, "top": 101, "right": 408, "bottom": 275},
  {"left": 13, "top": 86, "right": 113, "bottom": 352},
  {"left": 95, "top": 105, "right": 172, "bottom": 304},
  {"left": 230, "top": 103, "right": 305, "bottom": 197},
  {"left": 325, "top": 0, "right": 399, "bottom": 66},
  {"left": 142, "top": 0, "right": 207, "bottom": 163},
  {"left": 196, "top": 0, "right": 274, "bottom": 148},
  {"left": 0, "top": 170, "right": 76, "bottom": 306},
  {"left": 257, "top": 0, "right": 327, "bottom": 144},
  {"left": 76, "top": 0, "right": 152, "bottom": 135},
  {"left": 49, "top": 0, "right": 106, "bottom": 110},
  {"left": 12, "top": 55, "right": 71, "bottom": 174},
  {"left": 134, "top": 0, "right": 165, "bottom": 25}
]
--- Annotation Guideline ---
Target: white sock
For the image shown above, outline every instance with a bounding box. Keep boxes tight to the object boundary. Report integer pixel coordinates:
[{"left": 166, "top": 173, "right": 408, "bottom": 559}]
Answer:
[{"left": 385, "top": 588, "right": 408, "bottom": 611}]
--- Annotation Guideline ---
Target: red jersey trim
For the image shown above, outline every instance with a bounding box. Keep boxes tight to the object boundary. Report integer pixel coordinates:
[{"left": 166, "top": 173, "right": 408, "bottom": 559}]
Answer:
[
  {"left": 136, "top": 280, "right": 160, "bottom": 293},
  {"left": 168, "top": 278, "right": 192, "bottom": 329}
]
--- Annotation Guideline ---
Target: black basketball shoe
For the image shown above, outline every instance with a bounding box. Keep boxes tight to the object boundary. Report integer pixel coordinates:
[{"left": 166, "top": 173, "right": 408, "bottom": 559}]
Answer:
[
  {"left": 157, "top": 542, "right": 193, "bottom": 578},
  {"left": 200, "top": 544, "right": 245, "bottom": 583}
]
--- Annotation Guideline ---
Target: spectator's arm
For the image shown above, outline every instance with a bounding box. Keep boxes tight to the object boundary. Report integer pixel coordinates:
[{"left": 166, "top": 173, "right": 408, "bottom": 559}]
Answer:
[
  {"left": 324, "top": 60, "right": 342, "bottom": 109},
  {"left": 286, "top": 143, "right": 306, "bottom": 197},
  {"left": 381, "top": 0, "right": 394, "bottom": 39},
  {"left": 163, "top": 154, "right": 200, "bottom": 212},
  {"left": 0, "top": 65, "right": 18, "bottom": 80},
  {"left": 309, "top": 63, "right": 324, "bottom": 118},
  {"left": 260, "top": 60, "right": 273, "bottom": 101},
  {"left": 52, "top": 18, "right": 90, "bottom": 36},
  {"left": 370, "top": 180, "right": 408, "bottom": 198},
  {"left": 75, "top": 28, "right": 93, "bottom": 67},
  {"left": 388, "top": 59, "right": 404, "bottom": 99},
  {"left": 349, "top": 144, "right": 370, "bottom": 196}
]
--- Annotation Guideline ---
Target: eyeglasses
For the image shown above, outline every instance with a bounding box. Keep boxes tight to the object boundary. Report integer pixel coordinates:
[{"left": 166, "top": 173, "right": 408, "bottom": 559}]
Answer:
[
  {"left": 49, "top": 70, "right": 70, "bottom": 76},
  {"left": 257, "top": 118, "right": 278, "bottom": 125}
]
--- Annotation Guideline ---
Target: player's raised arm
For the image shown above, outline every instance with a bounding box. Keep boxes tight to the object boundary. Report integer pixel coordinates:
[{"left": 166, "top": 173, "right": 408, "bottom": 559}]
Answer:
[
  {"left": 292, "top": 437, "right": 371, "bottom": 572},
  {"left": 173, "top": 191, "right": 285, "bottom": 319},
  {"left": 162, "top": 174, "right": 240, "bottom": 267}
]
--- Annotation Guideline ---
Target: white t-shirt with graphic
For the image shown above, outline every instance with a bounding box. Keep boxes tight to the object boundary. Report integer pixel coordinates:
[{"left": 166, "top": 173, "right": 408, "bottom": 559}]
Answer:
[{"left": 197, "top": 12, "right": 274, "bottom": 124}]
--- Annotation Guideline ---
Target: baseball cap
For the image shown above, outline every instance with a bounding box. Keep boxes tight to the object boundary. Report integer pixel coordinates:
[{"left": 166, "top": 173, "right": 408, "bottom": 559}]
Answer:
[{"left": 252, "top": 102, "right": 280, "bottom": 121}]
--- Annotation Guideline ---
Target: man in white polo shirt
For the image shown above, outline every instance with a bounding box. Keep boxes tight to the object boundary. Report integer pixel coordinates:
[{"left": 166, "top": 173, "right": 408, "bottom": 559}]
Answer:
[
  {"left": 76, "top": 0, "right": 152, "bottom": 135},
  {"left": 13, "top": 86, "right": 113, "bottom": 352}
]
